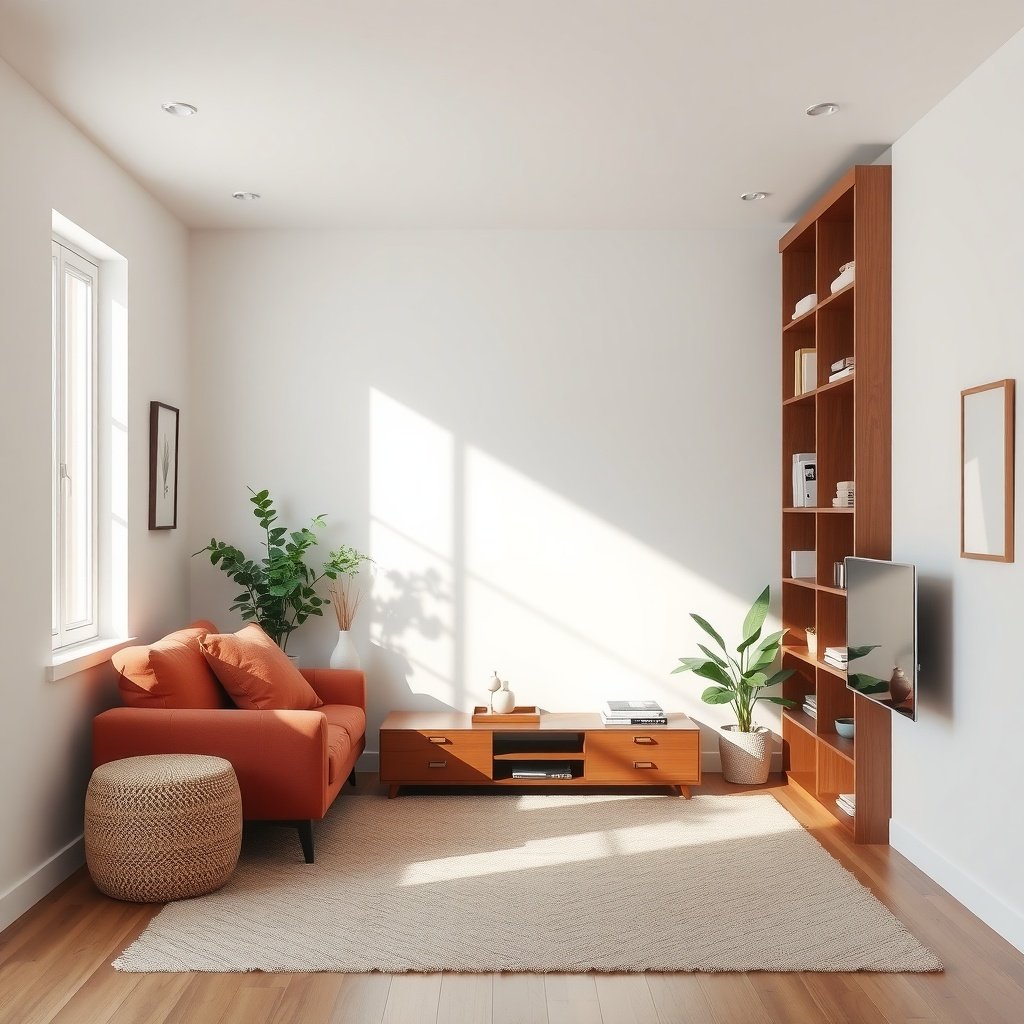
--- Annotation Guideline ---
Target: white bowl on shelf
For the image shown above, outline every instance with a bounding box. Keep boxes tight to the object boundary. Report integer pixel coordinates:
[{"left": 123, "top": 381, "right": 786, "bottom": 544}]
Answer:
[
  {"left": 792, "top": 293, "right": 817, "bottom": 319},
  {"left": 831, "top": 268, "right": 855, "bottom": 293}
]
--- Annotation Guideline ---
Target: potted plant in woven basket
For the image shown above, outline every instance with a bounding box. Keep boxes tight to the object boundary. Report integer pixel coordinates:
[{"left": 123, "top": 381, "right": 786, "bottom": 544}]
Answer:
[{"left": 672, "top": 586, "right": 796, "bottom": 784}]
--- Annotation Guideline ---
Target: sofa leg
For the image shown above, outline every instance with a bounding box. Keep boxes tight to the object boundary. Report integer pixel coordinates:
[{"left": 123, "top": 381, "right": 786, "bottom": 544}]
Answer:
[
  {"left": 347, "top": 767, "right": 357, "bottom": 788},
  {"left": 297, "top": 820, "right": 315, "bottom": 864}
]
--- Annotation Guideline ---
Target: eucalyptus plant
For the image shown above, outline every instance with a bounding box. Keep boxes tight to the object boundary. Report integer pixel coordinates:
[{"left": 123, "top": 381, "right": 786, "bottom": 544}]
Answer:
[
  {"left": 194, "top": 488, "right": 364, "bottom": 652},
  {"left": 672, "top": 585, "right": 796, "bottom": 732}
]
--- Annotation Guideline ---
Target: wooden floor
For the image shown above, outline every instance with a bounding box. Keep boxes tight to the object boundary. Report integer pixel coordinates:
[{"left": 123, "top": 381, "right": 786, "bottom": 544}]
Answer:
[{"left": 2, "top": 774, "right": 1024, "bottom": 1024}]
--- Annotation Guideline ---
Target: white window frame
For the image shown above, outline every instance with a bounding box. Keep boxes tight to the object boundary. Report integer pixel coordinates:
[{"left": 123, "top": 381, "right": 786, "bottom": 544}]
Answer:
[{"left": 52, "top": 237, "right": 100, "bottom": 650}]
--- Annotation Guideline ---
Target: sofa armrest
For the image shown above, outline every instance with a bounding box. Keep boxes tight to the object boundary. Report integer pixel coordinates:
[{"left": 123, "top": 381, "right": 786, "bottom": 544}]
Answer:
[
  {"left": 92, "top": 707, "right": 330, "bottom": 820},
  {"left": 302, "top": 668, "right": 366, "bottom": 710}
]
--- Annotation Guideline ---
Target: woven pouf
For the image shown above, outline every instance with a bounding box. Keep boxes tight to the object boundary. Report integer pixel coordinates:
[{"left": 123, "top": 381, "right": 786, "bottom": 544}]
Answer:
[{"left": 85, "top": 754, "right": 242, "bottom": 902}]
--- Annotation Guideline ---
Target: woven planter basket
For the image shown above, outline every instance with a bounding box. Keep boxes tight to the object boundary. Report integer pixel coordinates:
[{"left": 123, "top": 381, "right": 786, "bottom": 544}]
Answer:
[
  {"left": 718, "top": 725, "right": 773, "bottom": 784},
  {"left": 85, "top": 754, "right": 242, "bottom": 903}
]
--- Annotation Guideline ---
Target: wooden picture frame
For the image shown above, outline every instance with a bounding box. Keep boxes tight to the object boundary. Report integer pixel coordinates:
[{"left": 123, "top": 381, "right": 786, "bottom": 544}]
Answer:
[
  {"left": 961, "top": 379, "right": 1014, "bottom": 562},
  {"left": 149, "top": 401, "right": 179, "bottom": 530}
]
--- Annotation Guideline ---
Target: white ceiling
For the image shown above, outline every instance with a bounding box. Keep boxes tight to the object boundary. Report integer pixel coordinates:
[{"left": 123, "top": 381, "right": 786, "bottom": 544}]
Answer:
[{"left": 1, "top": 1, "right": 1022, "bottom": 230}]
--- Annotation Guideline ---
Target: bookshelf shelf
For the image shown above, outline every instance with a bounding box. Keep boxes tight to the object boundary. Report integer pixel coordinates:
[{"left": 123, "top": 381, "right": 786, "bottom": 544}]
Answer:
[
  {"left": 779, "top": 164, "right": 892, "bottom": 845},
  {"left": 782, "top": 708, "right": 816, "bottom": 738},
  {"left": 818, "top": 730, "right": 855, "bottom": 762}
]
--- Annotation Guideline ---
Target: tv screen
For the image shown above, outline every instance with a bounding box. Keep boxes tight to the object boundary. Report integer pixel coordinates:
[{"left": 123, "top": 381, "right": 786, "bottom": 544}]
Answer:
[{"left": 845, "top": 557, "right": 917, "bottom": 720}]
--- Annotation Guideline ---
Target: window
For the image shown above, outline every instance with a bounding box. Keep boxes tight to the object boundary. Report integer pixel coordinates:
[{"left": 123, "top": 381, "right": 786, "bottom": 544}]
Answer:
[{"left": 52, "top": 238, "right": 99, "bottom": 649}]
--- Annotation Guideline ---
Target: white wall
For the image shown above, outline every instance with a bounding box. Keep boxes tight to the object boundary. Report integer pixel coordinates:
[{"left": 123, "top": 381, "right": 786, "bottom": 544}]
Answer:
[
  {"left": 891, "top": 27, "right": 1024, "bottom": 952},
  {"left": 0, "top": 58, "right": 190, "bottom": 929},
  {"left": 189, "top": 227, "right": 783, "bottom": 768}
]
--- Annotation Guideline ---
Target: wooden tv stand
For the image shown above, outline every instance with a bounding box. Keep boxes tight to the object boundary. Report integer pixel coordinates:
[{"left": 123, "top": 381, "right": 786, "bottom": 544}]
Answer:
[{"left": 379, "top": 710, "right": 701, "bottom": 799}]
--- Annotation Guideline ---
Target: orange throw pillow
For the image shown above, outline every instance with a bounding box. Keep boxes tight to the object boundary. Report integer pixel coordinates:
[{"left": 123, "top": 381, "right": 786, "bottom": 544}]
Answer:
[
  {"left": 113, "top": 624, "right": 228, "bottom": 709},
  {"left": 200, "top": 623, "right": 324, "bottom": 711}
]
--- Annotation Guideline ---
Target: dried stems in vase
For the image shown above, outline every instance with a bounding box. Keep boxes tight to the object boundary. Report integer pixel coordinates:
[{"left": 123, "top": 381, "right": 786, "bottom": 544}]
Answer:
[{"left": 328, "top": 577, "right": 361, "bottom": 632}]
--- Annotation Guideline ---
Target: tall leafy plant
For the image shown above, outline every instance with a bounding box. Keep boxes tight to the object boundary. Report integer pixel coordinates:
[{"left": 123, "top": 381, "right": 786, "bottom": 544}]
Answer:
[
  {"left": 194, "top": 488, "right": 362, "bottom": 651},
  {"left": 672, "top": 586, "right": 796, "bottom": 731}
]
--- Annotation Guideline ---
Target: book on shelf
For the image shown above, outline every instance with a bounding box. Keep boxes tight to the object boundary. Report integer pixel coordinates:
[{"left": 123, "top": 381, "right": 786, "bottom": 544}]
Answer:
[
  {"left": 836, "top": 793, "right": 856, "bottom": 816},
  {"left": 824, "top": 657, "right": 848, "bottom": 671},
  {"left": 794, "top": 348, "right": 815, "bottom": 396},
  {"left": 791, "top": 453, "right": 816, "bottom": 507},
  {"left": 511, "top": 763, "right": 575, "bottom": 780},
  {"left": 828, "top": 366, "right": 855, "bottom": 383},
  {"left": 601, "top": 713, "right": 668, "bottom": 726},
  {"left": 830, "top": 356, "right": 854, "bottom": 373},
  {"left": 803, "top": 694, "right": 817, "bottom": 707},
  {"left": 801, "top": 704, "right": 817, "bottom": 720}
]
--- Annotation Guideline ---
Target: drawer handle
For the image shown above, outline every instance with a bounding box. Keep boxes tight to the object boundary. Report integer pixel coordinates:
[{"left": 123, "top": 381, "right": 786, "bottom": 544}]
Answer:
[
  {"left": 428, "top": 736, "right": 448, "bottom": 744},
  {"left": 633, "top": 736, "right": 655, "bottom": 745},
  {"left": 633, "top": 761, "right": 655, "bottom": 769},
  {"left": 428, "top": 761, "right": 448, "bottom": 769}
]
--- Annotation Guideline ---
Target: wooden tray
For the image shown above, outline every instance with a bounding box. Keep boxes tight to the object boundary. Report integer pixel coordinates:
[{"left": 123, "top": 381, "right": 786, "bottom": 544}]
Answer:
[{"left": 472, "top": 705, "right": 541, "bottom": 724}]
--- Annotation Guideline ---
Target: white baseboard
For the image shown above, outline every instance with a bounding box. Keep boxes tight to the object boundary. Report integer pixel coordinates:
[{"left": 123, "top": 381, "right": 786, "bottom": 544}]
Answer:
[
  {"left": 0, "top": 834, "right": 84, "bottom": 933},
  {"left": 358, "top": 749, "right": 781, "bottom": 776},
  {"left": 891, "top": 820, "right": 1024, "bottom": 955}
]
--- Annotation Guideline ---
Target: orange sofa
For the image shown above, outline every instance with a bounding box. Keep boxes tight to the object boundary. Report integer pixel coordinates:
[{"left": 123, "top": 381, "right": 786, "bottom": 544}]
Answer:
[{"left": 93, "top": 666, "right": 366, "bottom": 863}]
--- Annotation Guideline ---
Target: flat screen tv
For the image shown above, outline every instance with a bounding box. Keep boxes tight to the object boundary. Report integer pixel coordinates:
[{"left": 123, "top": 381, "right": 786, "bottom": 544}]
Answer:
[{"left": 845, "top": 557, "right": 917, "bottom": 720}]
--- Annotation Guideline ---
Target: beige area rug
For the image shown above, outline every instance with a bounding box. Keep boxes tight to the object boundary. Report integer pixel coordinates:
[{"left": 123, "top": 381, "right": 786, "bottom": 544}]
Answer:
[{"left": 114, "top": 793, "right": 940, "bottom": 973}]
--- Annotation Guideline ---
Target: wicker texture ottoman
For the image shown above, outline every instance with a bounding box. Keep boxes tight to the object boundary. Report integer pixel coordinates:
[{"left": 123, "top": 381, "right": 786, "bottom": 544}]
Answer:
[{"left": 85, "top": 754, "right": 242, "bottom": 902}]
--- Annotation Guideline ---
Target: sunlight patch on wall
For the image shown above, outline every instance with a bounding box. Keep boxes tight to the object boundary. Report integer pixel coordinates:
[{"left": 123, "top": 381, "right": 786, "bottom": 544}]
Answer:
[
  {"left": 368, "top": 388, "right": 746, "bottom": 722},
  {"left": 369, "top": 389, "right": 457, "bottom": 700},
  {"left": 464, "top": 446, "right": 727, "bottom": 711}
]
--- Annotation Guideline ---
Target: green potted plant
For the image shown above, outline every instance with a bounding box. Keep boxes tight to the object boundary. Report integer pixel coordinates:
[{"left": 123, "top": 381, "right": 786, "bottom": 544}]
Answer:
[
  {"left": 194, "top": 488, "right": 367, "bottom": 656},
  {"left": 672, "top": 585, "right": 796, "bottom": 784}
]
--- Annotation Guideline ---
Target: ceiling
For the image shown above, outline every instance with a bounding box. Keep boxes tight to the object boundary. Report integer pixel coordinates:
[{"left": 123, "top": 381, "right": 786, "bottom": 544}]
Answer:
[{"left": 1, "top": 1, "right": 1022, "bottom": 230}]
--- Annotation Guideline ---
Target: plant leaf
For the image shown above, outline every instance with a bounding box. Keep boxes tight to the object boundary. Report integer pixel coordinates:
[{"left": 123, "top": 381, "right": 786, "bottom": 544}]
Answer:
[
  {"left": 759, "top": 695, "right": 798, "bottom": 707},
  {"left": 847, "top": 644, "right": 881, "bottom": 661},
  {"left": 848, "top": 672, "right": 888, "bottom": 694},
  {"left": 701, "top": 686, "right": 736, "bottom": 705},
  {"left": 761, "top": 668, "right": 795, "bottom": 688},
  {"left": 671, "top": 656, "right": 712, "bottom": 675},
  {"left": 737, "top": 585, "right": 770, "bottom": 652},
  {"left": 698, "top": 644, "right": 728, "bottom": 669},
  {"left": 690, "top": 613, "right": 727, "bottom": 653},
  {"left": 693, "top": 662, "right": 733, "bottom": 688}
]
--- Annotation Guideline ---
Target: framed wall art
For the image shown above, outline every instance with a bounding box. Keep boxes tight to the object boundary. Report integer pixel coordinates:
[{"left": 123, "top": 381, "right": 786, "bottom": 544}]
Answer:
[
  {"left": 961, "top": 379, "right": 1014, "bottom": 562},
  {"left": 149, "top": 401, "right": 179, "bottom": 530}
]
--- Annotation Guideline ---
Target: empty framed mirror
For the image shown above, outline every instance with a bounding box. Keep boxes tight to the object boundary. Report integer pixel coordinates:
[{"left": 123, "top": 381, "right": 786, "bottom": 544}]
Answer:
[{"left": 961, "top": 379, "right": 1015, "bottom": 562}]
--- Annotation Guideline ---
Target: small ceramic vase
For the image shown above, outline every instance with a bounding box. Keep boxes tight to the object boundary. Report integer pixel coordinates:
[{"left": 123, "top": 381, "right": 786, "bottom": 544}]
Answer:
[
  {"left": 492, "top": 679, "right": 516, "bottom": 715},
  {"left": 888, "top": 666, "right": 911, "bottom": 704},
  {"left": 486, "top": 671, "right": 502, "bottom": 712}
]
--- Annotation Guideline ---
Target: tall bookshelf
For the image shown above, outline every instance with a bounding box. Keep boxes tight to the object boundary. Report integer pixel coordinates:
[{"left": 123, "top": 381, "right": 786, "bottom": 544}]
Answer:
[{"left": 779, "top": 164, "right": 892, "bottom": 844}]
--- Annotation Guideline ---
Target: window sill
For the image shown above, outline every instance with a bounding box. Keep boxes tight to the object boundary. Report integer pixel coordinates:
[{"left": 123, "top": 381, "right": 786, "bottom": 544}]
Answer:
[{"left": 48, "top": 636, "right": 136, "bottom": 682}]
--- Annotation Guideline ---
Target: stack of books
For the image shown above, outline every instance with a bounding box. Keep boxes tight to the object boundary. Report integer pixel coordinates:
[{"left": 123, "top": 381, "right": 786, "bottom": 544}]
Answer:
[
  {"left": 802, "top": 694, "right": 817, "bottom": 720},
  {"left": 828, "top": 356, "right": 854, "bottom": 382},
  {"left": 833, "top": 480, "right": 855, "bottom": 508},
  {"left": 601, "top": 700, "right": 667, "bottom": 725},
  {"left": 836, "top": 792, "right": 856, "bottom": 816},
  {"left": 824, "top": 646, "right": 848, "bottom": 671}
]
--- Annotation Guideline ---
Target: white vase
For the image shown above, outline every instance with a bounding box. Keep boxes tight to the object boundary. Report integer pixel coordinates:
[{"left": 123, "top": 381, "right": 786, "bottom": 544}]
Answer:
[
  {"left": 329, "top": 630, "right": 361, "bottom": 670},
  {"left": 492, "top": 680, "right": 515, "bottom": 715},
  {"left": 285, "top": 653, "right": 301, "bottom": 669}
]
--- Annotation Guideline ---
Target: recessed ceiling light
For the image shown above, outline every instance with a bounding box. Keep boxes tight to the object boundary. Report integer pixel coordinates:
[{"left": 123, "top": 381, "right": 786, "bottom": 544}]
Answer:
[
  {"left": 740, "top": 191, "right": 769, "bottom": 202},
  {"left": 161, "top": 101, "right": 197, "bottom": 117},
  {"left": 232, "top": 191, "right": 261, "bottom": 201},
  {"left": 805, "top": 102, "right": 840, "bottom": 117}
]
